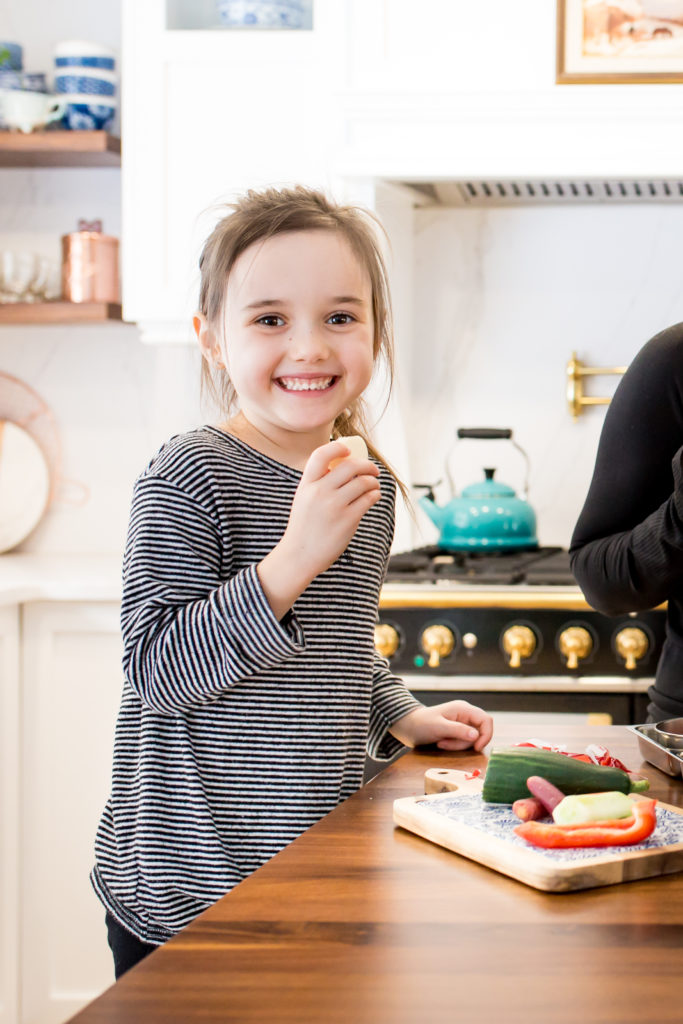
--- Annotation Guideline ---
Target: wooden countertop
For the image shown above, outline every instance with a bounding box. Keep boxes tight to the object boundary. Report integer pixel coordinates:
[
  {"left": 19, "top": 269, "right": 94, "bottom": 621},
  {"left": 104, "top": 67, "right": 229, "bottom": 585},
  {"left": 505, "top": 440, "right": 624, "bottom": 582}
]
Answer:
[{"left": 66, "top": 724, "right": 683, "bottom": 1024}]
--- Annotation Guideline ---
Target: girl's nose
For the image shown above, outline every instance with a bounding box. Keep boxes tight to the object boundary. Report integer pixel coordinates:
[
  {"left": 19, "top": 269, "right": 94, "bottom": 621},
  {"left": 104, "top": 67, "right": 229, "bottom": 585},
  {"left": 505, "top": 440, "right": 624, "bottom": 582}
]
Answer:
[{"left": 288, "top": 328, "right": 329, "bottom": 360}]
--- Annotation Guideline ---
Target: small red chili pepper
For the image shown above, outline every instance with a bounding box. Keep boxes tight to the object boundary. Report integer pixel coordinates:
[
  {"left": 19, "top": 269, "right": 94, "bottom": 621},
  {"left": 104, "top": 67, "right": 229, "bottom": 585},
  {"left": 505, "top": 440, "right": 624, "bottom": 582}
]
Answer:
[{"left": 514, "top": 798, "right": 657, "bottom": 849}]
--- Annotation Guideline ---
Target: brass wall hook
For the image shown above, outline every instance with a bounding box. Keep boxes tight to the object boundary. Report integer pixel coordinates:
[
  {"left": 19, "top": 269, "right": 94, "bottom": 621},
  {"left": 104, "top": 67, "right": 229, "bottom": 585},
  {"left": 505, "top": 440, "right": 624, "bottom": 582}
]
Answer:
[{"left": 566, "top": 352, "right": 627, "bottom": 419}]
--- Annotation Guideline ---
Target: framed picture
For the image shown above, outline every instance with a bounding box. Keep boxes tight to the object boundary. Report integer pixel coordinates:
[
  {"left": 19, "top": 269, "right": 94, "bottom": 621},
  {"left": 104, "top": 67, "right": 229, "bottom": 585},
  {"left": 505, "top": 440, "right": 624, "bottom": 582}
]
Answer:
[{"left": 557, "top": 0, "right": 683, "bottom": 83}]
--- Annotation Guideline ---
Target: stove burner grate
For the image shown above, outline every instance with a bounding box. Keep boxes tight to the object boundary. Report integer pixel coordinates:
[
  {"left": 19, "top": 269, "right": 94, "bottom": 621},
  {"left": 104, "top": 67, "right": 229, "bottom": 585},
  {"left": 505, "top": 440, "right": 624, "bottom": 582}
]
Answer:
[{"left": 386, "top": 545, "right": 576, "bottom": 587}]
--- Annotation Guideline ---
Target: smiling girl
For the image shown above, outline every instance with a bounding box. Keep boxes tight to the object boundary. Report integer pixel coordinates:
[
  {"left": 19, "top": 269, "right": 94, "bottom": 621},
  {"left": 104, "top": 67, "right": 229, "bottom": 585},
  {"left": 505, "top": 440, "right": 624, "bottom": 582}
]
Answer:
[{"left": 91, "top": 185, "right": 493, "bottom": 978}]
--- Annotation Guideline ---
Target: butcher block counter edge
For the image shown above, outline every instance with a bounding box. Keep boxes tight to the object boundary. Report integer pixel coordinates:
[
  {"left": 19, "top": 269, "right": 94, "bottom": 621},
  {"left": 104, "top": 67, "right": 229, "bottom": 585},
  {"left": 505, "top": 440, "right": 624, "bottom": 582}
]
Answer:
[{"left": 63, "top": 724, "right": 683, "bottom": 1024}]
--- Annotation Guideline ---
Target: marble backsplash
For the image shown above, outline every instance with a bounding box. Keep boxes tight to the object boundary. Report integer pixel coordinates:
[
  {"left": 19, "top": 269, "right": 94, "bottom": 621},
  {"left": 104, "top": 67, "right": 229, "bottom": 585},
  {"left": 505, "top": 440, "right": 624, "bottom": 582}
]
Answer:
[
  {"left": 0, "top": 322, "right": 202, "bottom": 557},
  {"left": 388, "top": 201, "right": 683, "bottom": 553}
]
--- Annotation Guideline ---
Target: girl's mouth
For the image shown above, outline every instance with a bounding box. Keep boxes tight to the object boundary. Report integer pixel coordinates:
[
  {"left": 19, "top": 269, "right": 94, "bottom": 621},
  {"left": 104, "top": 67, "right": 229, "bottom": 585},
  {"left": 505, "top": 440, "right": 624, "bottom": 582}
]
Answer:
[{"left": 276, "top": 375, "right": 337, "bottom": 392}]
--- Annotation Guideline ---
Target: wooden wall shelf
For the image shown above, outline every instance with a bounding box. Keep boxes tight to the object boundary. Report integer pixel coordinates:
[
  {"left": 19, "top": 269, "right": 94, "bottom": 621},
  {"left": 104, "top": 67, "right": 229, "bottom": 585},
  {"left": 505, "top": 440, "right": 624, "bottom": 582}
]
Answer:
[
  {"left": 0, "top": 301, "right": 123, "bottom": 325},
  {"left": 0, "top": 131, "right": 121, "bottom": 168}
]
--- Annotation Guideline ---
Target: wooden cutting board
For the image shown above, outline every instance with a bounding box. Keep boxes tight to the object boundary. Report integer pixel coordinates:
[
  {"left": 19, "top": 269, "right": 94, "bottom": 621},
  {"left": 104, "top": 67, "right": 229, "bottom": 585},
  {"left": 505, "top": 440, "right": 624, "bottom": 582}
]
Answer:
[
  {"left": 393, "top": 768, "right": 683, "bottom": 893},
  {"left": 0, "top": 420, "right": 50, "bottom": 553}
]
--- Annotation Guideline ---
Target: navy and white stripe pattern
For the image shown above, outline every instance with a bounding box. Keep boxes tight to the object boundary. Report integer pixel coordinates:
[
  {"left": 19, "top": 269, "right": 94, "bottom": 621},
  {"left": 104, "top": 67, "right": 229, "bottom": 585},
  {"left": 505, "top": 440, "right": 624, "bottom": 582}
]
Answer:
[{"left": 92, "top": 427, "right": 420, "bottom": 944}]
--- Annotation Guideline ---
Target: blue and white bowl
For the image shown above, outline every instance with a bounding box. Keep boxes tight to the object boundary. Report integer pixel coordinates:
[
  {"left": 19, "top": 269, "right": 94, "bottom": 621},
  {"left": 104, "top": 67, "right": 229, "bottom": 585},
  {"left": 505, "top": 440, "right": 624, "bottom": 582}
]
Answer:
[
  {"left": 55, "top": 55, "right": 115, "bottom": 70},
  {"left": 55, "top": 72, "right": 116, "bottom": 97},
  {"left": 216, "top": 0, "right": 307, "bottom": 28},
  {"left": 0, "top": 42, "right": 23, "bottom": 71},
  {"left": 54, "top": 40, "right": 116, "bottom": 72},
  {"left": 61, "top": 96, "right": 116, "bottom": 131}
]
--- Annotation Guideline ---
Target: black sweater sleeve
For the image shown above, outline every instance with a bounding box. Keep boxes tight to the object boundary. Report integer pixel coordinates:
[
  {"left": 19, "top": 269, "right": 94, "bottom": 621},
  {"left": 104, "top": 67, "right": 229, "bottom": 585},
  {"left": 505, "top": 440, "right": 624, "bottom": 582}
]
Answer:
[{"left": 569, "top": 324, "right": 683, "bottom": 615}]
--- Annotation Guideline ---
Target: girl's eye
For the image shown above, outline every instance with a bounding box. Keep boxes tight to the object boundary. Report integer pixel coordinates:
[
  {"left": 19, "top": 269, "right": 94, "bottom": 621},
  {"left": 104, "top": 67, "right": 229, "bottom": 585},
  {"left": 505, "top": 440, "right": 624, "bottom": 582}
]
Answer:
[
  {"left": 327, "top": 312, "right": 356, "bottom": 325},
  {"left": 256, "top": 314, "right": 285, "bottom": 327}
]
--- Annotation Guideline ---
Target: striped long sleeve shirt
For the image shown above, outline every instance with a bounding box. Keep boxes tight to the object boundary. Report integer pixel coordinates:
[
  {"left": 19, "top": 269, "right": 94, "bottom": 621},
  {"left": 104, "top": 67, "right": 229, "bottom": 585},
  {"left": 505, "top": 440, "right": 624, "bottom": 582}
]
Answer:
[{"left": 91, "top": 426, "right": 421, "bottom": 944}]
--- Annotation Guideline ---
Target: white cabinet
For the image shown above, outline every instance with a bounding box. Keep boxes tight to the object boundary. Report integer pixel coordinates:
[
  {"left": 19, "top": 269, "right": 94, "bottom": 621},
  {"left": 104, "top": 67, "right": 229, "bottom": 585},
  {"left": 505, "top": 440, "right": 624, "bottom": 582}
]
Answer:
[
  {"left": 0, "top": 606, "right": 20, "bottom": 1024},
  {"left": 343, "top": 0, "right": 554, "bottom": 96},
  {"left": 0, "top": 602, "right": 122, "bottom": 1024},
  {"left": 122, "top": 0, "right": 347, "bottom": 340}
]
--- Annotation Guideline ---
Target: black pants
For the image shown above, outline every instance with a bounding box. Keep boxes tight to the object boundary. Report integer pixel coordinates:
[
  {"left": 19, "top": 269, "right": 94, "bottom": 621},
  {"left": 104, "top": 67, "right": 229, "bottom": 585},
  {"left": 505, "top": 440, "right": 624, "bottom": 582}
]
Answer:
[{"left": 106, "top": 912, "right": 158, "bottom": 979}]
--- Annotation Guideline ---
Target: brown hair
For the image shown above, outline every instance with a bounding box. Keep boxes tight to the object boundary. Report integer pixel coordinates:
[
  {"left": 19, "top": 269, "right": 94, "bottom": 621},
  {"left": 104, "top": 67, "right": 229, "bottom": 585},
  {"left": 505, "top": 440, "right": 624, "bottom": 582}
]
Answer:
[{"left": 197, "top": 184, "right": 407, "bottom": 499}]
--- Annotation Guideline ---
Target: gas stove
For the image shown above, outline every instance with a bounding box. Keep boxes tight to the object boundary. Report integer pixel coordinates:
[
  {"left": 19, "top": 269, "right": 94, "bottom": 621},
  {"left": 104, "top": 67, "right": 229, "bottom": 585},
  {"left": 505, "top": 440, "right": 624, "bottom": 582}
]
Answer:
[
  {"left": 385, "top": 544, "right": 576, "bottom": 587},
  {"left": 377, "top": 545, "right": 665, "bottom": 725}
]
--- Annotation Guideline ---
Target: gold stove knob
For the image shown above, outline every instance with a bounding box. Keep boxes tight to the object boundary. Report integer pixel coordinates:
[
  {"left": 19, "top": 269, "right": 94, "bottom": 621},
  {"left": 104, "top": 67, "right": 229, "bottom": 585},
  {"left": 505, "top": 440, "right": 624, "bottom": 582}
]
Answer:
[
  {"left": 558, "top": 626, "right": 593, "bottom": 670},
  {"left": 374, "top": 623, "right": 400, "bottom": 659},
  {"left": 615, "top": 627, "right": 649, "bottom": 671},
  {"left": 502, "top": 625, "right": 536, "bottom": 669},
  {"left": 420, "top": 625, "right": 455, "bottom": 668}
]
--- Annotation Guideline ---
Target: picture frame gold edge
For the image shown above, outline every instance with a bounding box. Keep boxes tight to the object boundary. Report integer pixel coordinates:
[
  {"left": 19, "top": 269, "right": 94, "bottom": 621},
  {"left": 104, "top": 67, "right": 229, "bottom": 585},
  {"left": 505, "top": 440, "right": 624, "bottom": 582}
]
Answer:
[
  {"left": 555, "top": 0, "right": 683, "bottom": 85},
  {"left": 556, "top": 0, "right": 569, "bottom": 84},
  {"left": 557, "top": 71, "right": 683, "bottom": 84}
]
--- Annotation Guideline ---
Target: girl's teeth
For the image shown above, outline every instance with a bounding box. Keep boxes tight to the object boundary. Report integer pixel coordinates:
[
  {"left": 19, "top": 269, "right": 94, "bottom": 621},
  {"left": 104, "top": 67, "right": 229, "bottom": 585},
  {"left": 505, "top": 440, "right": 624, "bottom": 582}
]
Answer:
[{"left": 280, "top": 377, "right": 333, "bottom": 391}]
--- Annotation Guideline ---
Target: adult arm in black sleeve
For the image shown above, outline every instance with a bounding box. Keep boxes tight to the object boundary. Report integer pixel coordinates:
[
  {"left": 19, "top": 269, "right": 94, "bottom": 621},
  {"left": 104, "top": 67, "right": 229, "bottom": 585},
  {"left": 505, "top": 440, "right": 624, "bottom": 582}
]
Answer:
[{"left": 569, "top": 324, "right": 683, "bottom": 614}]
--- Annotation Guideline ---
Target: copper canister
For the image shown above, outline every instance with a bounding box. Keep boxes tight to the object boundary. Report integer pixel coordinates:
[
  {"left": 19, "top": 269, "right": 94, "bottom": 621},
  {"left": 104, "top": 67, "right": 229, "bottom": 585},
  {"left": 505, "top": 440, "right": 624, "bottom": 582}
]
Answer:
[{"left": 61, "top": 231, "right": 120, "bottom": 303}]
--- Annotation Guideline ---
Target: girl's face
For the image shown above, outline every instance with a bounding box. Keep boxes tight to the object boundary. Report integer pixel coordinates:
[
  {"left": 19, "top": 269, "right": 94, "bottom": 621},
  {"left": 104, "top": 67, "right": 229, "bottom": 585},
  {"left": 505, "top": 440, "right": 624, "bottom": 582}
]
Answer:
[{"left": 215, "top": 229, "right": 375, "bottom": 451}]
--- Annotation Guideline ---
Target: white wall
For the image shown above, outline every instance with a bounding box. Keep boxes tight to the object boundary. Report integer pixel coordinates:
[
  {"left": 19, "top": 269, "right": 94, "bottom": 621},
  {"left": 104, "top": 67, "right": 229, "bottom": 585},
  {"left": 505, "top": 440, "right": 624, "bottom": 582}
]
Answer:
[{"left": 0, "top": 324, "right": 202, "bottom": 555}]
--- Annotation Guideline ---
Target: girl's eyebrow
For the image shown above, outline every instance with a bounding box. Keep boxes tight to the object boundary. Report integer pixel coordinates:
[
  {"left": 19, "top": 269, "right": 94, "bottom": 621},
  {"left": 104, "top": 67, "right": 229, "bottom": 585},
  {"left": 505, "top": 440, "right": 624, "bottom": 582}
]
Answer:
[
  {"left": 243, "top": 295, "right": 367, "bottom": 311},
  {"left": 243, "top": 298, "right": 286, "bottom": 310}
]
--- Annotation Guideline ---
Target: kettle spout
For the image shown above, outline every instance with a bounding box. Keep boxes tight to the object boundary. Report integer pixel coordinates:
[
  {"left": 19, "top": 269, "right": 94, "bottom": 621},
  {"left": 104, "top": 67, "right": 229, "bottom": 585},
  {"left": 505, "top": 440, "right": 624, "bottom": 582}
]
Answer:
[{"left": 418, "top": 492, "right": 445, "bottom": 530}]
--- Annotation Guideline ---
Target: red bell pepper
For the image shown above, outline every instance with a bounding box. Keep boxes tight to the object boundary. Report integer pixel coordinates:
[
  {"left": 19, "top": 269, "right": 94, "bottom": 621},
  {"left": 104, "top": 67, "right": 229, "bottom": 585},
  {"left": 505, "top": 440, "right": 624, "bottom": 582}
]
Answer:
[
  {"left": 585, "top": 743, "right": 631, "bottom": 773},
  {"left": 514, "top": 798, "right": 657, "bottom": 849}
]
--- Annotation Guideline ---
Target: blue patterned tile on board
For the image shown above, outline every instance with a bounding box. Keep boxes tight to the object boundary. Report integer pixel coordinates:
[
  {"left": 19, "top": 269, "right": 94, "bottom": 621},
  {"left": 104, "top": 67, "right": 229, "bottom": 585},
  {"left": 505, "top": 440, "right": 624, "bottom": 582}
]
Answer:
[{"left": 419, "top": 793, "right": 683, "bottom": 861}]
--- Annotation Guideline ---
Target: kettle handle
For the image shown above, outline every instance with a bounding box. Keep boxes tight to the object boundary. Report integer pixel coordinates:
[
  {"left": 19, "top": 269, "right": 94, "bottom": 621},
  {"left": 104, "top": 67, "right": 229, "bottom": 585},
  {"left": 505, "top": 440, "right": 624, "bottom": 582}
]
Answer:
[
  {"left": 412, "top": 481, "right": 442, "bottom": 502},
  {"left": 457, "top": 428, "right": 512, "bottom": 440},
  {"left": 447, "top": 428, "right": 531, "bottom": 501}
]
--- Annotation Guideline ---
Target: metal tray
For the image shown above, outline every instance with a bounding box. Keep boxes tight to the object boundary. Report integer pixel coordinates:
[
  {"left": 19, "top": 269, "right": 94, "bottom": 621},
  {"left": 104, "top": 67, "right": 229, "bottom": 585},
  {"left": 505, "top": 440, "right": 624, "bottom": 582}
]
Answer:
[{"left": 629, "top": 723, "right": 683, "bottom": 778}]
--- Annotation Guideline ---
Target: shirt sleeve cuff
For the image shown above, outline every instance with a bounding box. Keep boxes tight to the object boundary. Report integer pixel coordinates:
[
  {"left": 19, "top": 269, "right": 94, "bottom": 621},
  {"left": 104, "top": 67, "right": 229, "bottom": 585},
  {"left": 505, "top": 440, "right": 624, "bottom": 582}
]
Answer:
[
  {"left": 367, "top": 681, "right": 422, "bottom": 761},
  {"left": 211, "top": 563, "right": 306, "bottom": 673}
]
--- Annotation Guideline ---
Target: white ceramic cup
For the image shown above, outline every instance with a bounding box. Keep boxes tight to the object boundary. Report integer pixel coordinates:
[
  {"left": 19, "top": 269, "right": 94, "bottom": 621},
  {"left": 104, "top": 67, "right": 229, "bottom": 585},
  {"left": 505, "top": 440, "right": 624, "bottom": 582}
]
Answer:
[{"left": 0, "top": 89, "right": 66, "bottom": 132}]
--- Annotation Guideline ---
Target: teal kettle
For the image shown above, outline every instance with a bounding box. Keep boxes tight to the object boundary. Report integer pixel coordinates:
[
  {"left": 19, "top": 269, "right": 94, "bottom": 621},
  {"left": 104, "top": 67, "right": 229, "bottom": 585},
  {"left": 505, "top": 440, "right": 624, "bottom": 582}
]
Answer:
[{"left": 416, "top": 428, "right": 538, "bottom": 551}]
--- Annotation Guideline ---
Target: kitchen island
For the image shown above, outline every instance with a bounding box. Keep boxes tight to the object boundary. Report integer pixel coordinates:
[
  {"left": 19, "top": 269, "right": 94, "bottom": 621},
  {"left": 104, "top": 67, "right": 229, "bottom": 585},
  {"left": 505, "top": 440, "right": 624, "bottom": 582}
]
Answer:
[{"left": 66, "top": 723, "right": 683, "bottom": 1024}]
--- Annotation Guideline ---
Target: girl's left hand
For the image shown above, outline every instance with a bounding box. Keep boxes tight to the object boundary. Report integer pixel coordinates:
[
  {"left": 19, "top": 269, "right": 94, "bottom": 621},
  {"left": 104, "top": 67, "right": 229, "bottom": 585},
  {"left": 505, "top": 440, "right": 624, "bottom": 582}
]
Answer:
[{"left": 389, "top": 700, "right": 494, "bottom": 752}]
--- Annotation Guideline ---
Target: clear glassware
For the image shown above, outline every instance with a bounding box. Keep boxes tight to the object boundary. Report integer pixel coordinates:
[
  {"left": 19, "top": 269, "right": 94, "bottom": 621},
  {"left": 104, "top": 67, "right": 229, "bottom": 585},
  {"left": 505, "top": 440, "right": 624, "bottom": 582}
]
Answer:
[
  {"left": 42, "top": 259, "right": 62, "bottom": 301},
  {"left": 0, "top": 251, "right": 39, "bottom": 302},
  {"left": 27, "top": 256, "right": 52, "bottom": 302}
]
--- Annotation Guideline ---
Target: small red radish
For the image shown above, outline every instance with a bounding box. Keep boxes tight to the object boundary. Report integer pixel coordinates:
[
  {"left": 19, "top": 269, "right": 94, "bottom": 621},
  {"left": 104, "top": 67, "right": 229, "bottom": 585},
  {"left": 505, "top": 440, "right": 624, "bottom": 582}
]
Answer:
[{"left": 526, "top": 775, "right": 565, "bottom": 814}]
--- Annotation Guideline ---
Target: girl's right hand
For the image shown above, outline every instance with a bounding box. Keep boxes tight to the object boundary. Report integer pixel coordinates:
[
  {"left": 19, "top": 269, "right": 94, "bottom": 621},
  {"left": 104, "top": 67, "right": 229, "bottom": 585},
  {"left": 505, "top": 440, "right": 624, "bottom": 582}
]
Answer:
[
  {"left": 257, "top": 441, "right": 381, "bottom": 621},
  {"left": 284, "top": 440, "right": 382, "bottom": 579}
]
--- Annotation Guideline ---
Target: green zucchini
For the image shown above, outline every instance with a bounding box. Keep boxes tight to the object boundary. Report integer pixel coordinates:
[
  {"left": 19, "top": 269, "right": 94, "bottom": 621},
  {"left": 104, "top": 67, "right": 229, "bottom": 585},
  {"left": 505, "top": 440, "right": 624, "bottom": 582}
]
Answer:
[{"left": 481, "top": 747, "right": 649, "bottom": 804}]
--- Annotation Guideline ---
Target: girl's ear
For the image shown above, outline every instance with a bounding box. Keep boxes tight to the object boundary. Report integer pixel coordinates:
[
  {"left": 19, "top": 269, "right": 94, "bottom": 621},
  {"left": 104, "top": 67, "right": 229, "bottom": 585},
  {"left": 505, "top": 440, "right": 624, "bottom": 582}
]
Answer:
[{"left": 193, "top": 312, "right": 225, "bottom": 368}]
